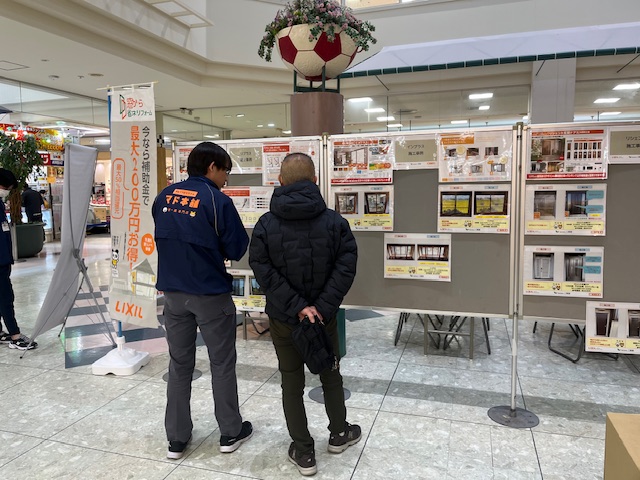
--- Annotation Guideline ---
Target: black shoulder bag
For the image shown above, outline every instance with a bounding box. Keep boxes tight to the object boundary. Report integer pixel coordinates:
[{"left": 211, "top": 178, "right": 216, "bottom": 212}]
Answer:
[{"left": 291, "top": 317, "right": 338, "bottom": 374}]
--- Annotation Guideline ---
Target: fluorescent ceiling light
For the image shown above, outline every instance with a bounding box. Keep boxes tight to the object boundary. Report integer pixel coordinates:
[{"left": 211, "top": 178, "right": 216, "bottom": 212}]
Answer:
[
  {"left": 282, "top": 130, "right": 291, "bottom": 134},
  {"left": 451, "top": 120, "right": 468, "bottom": 124},
  {"left": 479, "top": 105, "right": 490, "bottom": 111},
  {"left": 236, "top": 113, "right": 245, "bottom": 117},
  {"left": 469, "top": 93, "right": 493, "bottom": 100},
  {"left": 257, "top": 124, "right": 263, "bottom": 127},
  {"left": 204, "top": 134, "right": 219, "bottom": 138},
  {"left": 387, "top": 123, "right": 403, "bottom": 128},
  {"left": 613, "top": 83, "right": 640, "bottom": 90},
  {"left": 594, "top": 98, "right": 620, "bottom": 103},
  {"left": 348, "top": 97, "right": 372, "bottom": 103},
  {"left": 600, "top": 111, "right": 621, "bottom": 116},
  {"left": 523, "top": 115, "right": 529, "bottom": 121},
  {"left": 267, "top": 123, "right": 275, "bottom": 127},
  {"left": 94, "top": 138, "right": 110, "bottom": 144},
  {"left": 364, "top": 107, "right": 385, "bottom": 113},
  {"left": 377, "top": 116, "right": 395, "bottom": 122}
]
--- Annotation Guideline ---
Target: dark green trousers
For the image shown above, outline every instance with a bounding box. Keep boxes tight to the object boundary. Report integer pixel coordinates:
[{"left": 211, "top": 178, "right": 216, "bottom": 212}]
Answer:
[{"left": 270, "top": 316, "right": 346, "bottom": 454}]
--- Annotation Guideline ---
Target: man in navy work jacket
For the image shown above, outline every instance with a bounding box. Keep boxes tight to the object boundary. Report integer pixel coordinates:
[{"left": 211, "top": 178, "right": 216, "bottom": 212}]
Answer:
[
  {"left": 153, "top": 142, "right": 252, "bottom": 460},
  {"left": 249, "top": 153, "right": 359, "bottom": 476}
]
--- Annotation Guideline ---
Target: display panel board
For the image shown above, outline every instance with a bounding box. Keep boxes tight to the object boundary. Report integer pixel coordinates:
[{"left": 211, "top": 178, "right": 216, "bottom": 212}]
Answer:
[{"left": 585, "top": 301, "right": 640, "bottom": 354}]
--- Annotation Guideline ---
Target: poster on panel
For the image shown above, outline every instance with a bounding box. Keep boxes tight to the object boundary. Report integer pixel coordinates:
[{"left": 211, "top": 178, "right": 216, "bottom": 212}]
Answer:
[
  {"left": 523, "top": 245, "right": 603, "bottom": 298},
  {"left": 221, "top": 186, "right": 273, "bottom": 228},
  {"left": 225, "top": 142, "right": 263, "bottom": 173},
  {"left": 108, "top": 85, "right": 159, "bottom": 328},
  {"left": 330, "top": 185, "right": 394, "bottom": 231},
  {"left": 384, "top": 233, "right": 451, "bottom": 281},
  {"left": 438, "top": 184, "right": 510, "bottom": 234},
  {"left": 331, "top": 137, "right": 394, "bottom": 184},
  {"left": 394, "top": 135, "right": 438, "bottom": 170},
  {"left": 525, "top": 184, "right": 606, "bottom": 235},
  {"left": 585, "top": 301, "right": 640, "bottom": 354},
  {"left": 228, "top": 269, "right": 266, "bottom": 311},
  {"left": 527, "top": 128, "right": 608, "bottom": 179},
  {"left": 608, "top": 127, "right": 640, "bottom": 164},
  {"left": 262, "top": 139, "right": 320, "bottom": 186},
  {"left": 437, "top": 130, "right": 512, "bottom": 183}
]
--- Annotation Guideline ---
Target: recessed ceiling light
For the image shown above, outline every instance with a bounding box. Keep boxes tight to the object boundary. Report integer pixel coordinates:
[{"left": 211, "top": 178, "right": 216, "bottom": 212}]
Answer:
[
  {"left": 377, "top": 116, "right": 395, "bottom": 122},
  {"left": 268, "top": 123, "right": 275, "bottom": 127},
  {"left": 479, "top": 105, "right": 490, "bottom": 111},
  {"left": 94, "top": 138, "right": 110, "bottom": 144},
  {"left": 613, "top": 83, "right": 640, "bottom": 90},
  {"left": 469, "top": 93, "right": 493, "bottom": 100},
  {"left": 594, "top": 98, "right": 620, "bottom": 103},
  {"left": 523, "top": 115, "right": 529, "bottom": 121},
  {"left": 204, "top": 134, "right": 220, "bottom": 138},
  {"left": 224, "top": 114, "right": 232, "bottom": 118},
  {"left": 257, "top": 124, "right": 264, "bottom": 127},
  {"left": 348, "top": 97, "right": 373, "bottom": 103},
  {"left": 236, "top": 113, "right": 245, "bottom": 117},
  {"left": 171, "top": 129, "right": 178, "bottom": 132},
  {"left": 387, "top": 123, "right": 403, "bottom": 128},
  {"left": 365, "top": 107, "right": 385, "bottom": 113},
  {"left": 283, "top": 130, "right": 291, "bottom": 134},
  {"left": 600, "top": 111, "right": 621, "bottom": 116},
  {"left": 451, "top": 120, "right": 468, "bottom": 124}
]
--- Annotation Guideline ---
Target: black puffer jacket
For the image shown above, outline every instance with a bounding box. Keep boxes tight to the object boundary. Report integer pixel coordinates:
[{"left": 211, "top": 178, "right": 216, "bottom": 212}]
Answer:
[{"left": 249, "top": 180, "right": 357, "bottom": 325}]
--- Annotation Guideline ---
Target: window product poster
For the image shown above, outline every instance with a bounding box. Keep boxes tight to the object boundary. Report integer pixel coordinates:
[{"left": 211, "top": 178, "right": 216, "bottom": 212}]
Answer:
[
  {"left": 608, "top": 127, "right": 640, "bottom": 164},
  {"left": 585, "top": 301, "right": 640, "bottom": 354},
  {"left": 331, "top": 137, "right": 394, "bottom": 184},
  {"left": 525, "top": 184, "right": 606, "bottom": 235},
  {"left": 175, "top": 145, "right": 193, "bottom": 181},
  {"left": 221, "top": 186, "right": 273, "bottom": 228},
  {"left": 229, "top": 269, "right": 266, "bottom": 311},
  {"left": 528, "top": 128, "right": 608, "bottom": 179},
  {"left": 384, "top": 233, "right": 451, "bottom": 281},
  {"left": 523, "top": 245, "right": 604, "bottom": 298},
  {"left": 108, "top": 84, "right": 159, "bottom": 328},
  {"left": 330, "top": 185, "right": 394, "bottom": 231},
  {"left": 263, "top": 140, "right": 320, "bottom": 186},
  {"left": 225, "top": 143, "right": 263, "bottom": 173},
  {"left": 437, "top": 130, "right": 512, "bottom": 183},
  {"left": 394, "top": 135, "right": 438, "bottom": 170},
  {"left": 438, "top": 184, "right": 511, "bottom": 234}
]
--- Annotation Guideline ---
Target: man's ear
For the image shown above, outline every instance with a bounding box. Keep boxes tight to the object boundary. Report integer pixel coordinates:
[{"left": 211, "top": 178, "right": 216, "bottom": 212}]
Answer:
[
  {"left": 278, "top": 174, "right": 284, "bottom": 185},
  {"left": 313, "top": 175, "right": 317, "bottom": 183}
]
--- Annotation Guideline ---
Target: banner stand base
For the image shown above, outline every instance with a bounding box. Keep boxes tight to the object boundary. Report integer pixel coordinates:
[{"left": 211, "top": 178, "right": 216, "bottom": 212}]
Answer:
[
  {"left": 488, "top": 406, "right": 539, "bottom": 428},
  {"left": 92, "top": 336, "right": 150, "bottom": 376}
]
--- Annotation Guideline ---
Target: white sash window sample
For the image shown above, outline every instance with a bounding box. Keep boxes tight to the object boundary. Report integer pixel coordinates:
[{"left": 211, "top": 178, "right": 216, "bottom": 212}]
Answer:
[
  {"left": 384, "top": 233, "right": 451, "bottom": 281},
  {"left": 586, "top": 302, "right": 640, "bottom": 354},
  {"left": 525, "top": 184, "right": 606, "bottom": 235},
  {"left": 438, "top": 184, "right": 511, "bottom": 234},
  {"left": 330, "top": 185, "right": 394, "bottom": 231},
  {"left": 523, "top": 246, "right": 604, "bottom": 298}
]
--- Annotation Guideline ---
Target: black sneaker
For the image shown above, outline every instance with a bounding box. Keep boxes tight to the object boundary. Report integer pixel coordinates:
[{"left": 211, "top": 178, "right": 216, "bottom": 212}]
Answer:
[
  {"left": 167, "top": 435, "right": 191, "bottom": 460},
  {"left": 288, "top": 442, "right": 317, "bottom": 476},
  {"left": 0, "top": 331, "right": 11, "bottom": 343},
  {"left": 219, "top": 421, "right": 253, "bottom": 453},
  {"left": 8, "top": 335, "right": 37, "bottom": 350},
  {"left": 328, "top": 422, "right": 361, "bottom": 453}
]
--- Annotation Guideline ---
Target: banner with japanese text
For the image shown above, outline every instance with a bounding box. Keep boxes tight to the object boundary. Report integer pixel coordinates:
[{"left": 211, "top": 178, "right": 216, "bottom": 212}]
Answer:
[{"left": 108, "top": 85, "right": 158, "bottom": 328}]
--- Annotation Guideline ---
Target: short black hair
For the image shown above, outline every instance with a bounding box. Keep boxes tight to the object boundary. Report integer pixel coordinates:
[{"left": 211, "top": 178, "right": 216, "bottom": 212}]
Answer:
[
  {"left": 186, "top": 142, "right": 231, "bottom": 177},
  {"left": 0, "top": 168, "right": 17, "bottom": 189}
]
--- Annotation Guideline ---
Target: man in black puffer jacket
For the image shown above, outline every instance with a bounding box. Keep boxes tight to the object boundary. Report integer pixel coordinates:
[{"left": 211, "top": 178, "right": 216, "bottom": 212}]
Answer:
[{"left": 249, "top": 152, "right": 359, "bottom": 476}]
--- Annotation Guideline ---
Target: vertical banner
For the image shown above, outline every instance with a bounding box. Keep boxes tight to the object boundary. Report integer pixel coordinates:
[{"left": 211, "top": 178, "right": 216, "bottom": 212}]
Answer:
[{"left": 108, "top": 85, "right": 158, "bottom": 328}]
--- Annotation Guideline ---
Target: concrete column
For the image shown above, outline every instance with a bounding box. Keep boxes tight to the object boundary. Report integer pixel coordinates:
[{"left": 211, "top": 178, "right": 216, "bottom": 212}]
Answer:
[
  {"left": 529, "top": 58, "right": 576, "bottom": 124},
  {"left": 291, "top": 92, "right": 344, "bottom": 136}
]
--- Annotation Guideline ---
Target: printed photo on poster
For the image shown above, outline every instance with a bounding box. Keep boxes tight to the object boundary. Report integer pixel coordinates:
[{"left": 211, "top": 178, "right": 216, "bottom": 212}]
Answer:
[
  {"left": 330, "top": 185, "right": 394, "bottom": 231},
  {"left": 438, "top": 184, "right": 510, "bottom": 233},
  {"left": 262, "top": 139, "right": 320, "bottom": 186},
  {"left": 384, "top": 233, "right": 451, "bottom": 281},
  {"left": 394, "top": 135, "right": 438, "bottom": 170},
  {"left": 331, "top": 137, "right": 394, "bottom": 184},
  {"left": 523, "top": 245, "right": 604, "bottom": 298},
  {"left": 525, "top": 184, "right": 606, "bottom": 235},
  {"left": 608, "top": 127, "right": 640, "bottom": 164},
  {"left": 228, "top": 269, "right": 266, "bottom": 311},
  {"left": 222, "top": 186, "right": 274, "bottom": 228},
  {"left": 528, "top": 128, "right": 608, "bottom": 179},
  {"left": 437, "top": 130, "right": 512, "bottom": 182},
  {"left": 585, "top": 301, "right": 640, "bottom": 354}
]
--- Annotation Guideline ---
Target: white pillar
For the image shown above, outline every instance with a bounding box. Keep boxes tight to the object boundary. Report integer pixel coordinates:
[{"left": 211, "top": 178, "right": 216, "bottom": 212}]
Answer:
[{"left": 529, "top": 58, "right": 576, "bottom": 124}]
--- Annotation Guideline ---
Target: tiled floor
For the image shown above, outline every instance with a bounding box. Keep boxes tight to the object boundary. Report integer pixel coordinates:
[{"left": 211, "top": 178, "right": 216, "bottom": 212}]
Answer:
[{"left": 1, "top": 233, "right": 639, "bottom": 479}]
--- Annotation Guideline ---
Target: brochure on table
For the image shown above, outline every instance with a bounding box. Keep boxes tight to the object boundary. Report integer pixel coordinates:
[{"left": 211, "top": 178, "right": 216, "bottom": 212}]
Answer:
[
  {"left": 221, "top": 186, "right": 273, "bottom": 228},
  {"left": 585, "top": 301, "right": 640, "bottom": 354},
  {"left": 437, "top": 183, "right": 511, "bottom": 234},
  {"left": 525, "top": 184, "right": 606, "bottom": 235},
  {"left": 608, "top": 126, "right": 640, "bottom": 164},
  {"left": 262, "top": 140, "right": 320, "bottom": 186},
  {"left": 527, "top": 128, "right": 608, "bottom": 179},
  {"left": 331, "top": 137, "right": 394, "bottom": 184},
  {"left": 330, "top": 185, "right": 394, "bottom": 231},
  {"left": 394, "top": 135, "right": 438, "bottom": 170},
  {"left": 437, "top": 130, "right": 512, "bottom": 183},
  {"left": 383, "top": 233, "right": 451, "bottom": 281},
  {"left": 523, "top": 245, "right": 604, "bottom": 298},
  {"left": 228, "top": 268, "right": 266, "bottom": 311}
]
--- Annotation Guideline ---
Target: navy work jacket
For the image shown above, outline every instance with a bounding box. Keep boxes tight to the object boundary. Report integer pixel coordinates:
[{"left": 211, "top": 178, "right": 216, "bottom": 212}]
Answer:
[{"left": 0, "top": 199, "right": 12, "bottom": 266}]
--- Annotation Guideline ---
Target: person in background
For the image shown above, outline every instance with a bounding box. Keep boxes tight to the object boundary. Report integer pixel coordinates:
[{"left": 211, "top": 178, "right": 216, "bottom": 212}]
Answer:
[
  {"left": 0, "top": 169, "right": 38, "bottom": 350},
  {"left": 39, "top": 189, "right": 50, "bottom": 209},
  {"left": 152, "top": 141, "right": 253, "bottom": 460},
  {"left": 21, "top": 184, "right": 43, "bottom": 223},
  {"left": 249, "top": 152, "right": 360, "bottom": 476}
]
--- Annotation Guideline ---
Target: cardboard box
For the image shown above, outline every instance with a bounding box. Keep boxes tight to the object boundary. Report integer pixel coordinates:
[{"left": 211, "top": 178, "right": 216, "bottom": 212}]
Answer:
[{"left": 604, "top": 413, "right": 640, "bottom": 479}]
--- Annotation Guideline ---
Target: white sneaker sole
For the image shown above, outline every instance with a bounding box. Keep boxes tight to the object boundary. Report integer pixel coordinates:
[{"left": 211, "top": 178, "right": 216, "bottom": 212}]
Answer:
[
  {"left": 166, "top": 450, "right": 185, "bottom": 460},
  {"left": 327, "top": 434, "right": 361, "bottom": 454},
  {"left": 219, "top": 430, "right": 253, "bottom": 453},
  {"left": 288, "top": 453, "right": 317, "bottom": 476}
]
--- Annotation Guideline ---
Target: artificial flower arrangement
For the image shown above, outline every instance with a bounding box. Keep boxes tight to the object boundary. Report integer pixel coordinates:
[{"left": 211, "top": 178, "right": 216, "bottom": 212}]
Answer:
[{"left": 258, "top": 0, "right": 376, "bottom": 63}]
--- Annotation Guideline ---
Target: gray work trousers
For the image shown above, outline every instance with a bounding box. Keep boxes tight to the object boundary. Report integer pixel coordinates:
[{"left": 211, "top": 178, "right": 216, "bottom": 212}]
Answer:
[{"left": 164, "top": 291, "right": 243, "bottom": 442}]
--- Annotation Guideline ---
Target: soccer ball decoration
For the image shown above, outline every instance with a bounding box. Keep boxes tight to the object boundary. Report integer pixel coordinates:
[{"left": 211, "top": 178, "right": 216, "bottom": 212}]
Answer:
[{"left": 276, "top": 24, "right": 357, "bottom": 82}]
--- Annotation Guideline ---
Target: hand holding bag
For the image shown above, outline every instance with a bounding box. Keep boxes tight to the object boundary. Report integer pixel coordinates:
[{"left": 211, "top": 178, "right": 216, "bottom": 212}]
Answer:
[{"left": 291, "top": 316, "right": 337, "bottom": 374}]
